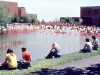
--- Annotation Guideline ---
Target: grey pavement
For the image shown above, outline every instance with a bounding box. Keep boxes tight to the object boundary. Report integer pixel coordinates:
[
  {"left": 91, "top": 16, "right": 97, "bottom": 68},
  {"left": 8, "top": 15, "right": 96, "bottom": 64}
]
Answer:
[
  {"left": 52, "top": 55, "right": 100, "bottom": 70},
  {"left": 28, "top": 55, "right": 100, "bottom": 75}
]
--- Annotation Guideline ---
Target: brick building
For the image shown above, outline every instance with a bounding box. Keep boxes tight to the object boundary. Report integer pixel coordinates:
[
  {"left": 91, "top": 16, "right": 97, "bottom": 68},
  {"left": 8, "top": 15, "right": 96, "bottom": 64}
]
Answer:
[
  {"left": 80, "top": 6, "right": 100, "bottom": 26},
  {"left": 5, "top": 1, "right": 18, "bottom": 16},
  {"left": 3, "top": 1, "right": 37, "bottom": 20},
  {"left": 18, "top": 7, "right": 26, "bottom": 18}
]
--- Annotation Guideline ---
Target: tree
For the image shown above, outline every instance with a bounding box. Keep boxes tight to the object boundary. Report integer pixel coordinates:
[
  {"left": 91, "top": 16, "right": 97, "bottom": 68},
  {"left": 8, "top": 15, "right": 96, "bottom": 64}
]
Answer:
[
  {"left": 11, "top": 13, "right": 19, "bottom": 23},
  {"left": 31, "top": 17, "right": 38, "bottom": 23},
  {"left": 11, "top": 16, "right": 14, "bottom": 23},
  {"left": 65, "top": 17, "right": 73, "bottom": 23},
  {"left": 65, "top": 17, "right": 79, "bottom": 24},
  {"left": 53, "top": 17, "right": 60, "bottom": 22},
  {"left": 20, "top": 14, "right": 30, "bottom": 23},
  {"left": 0, "top": 1, "right": 10, "bottom": 34},
  {"left": 41, "top": 19, "right": 44, "bottom": 23}
]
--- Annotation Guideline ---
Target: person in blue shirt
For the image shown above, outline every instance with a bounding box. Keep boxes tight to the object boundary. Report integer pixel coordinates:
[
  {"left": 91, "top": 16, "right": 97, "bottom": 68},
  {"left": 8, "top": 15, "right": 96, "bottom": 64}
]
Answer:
[
  {"left": 92, "top": 36, "right": 99, "bottom": 50},
  {"left": 45, "top": 42, "right": 61, "bottom": 59}
]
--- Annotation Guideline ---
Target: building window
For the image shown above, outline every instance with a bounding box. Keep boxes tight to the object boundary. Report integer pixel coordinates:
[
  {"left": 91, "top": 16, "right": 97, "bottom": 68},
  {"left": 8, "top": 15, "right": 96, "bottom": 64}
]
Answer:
[
  {"left": 88, "top": 10, "right": 90, "bottom": 14},
  {"left": 95, "top": 10, "right": 97, "bottom": 14}
]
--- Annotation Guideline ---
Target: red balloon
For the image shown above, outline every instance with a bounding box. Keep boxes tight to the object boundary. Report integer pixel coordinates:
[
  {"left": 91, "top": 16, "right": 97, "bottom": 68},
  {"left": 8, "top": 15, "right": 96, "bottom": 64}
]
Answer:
[
  {"left": 85, "top": 33, "right": 88, "bottom": 37},
  {"left": 91, "top": 33, "right": 94, "bottom": 36},
  {"left": 80, "top": 32, "right": 83, "bottom": 36},
  {"left": 97, "top": 33, "right": 100, "bottom": 37},
  {"left": 69, "top": 32, "right": 71, "bottom": 36}
]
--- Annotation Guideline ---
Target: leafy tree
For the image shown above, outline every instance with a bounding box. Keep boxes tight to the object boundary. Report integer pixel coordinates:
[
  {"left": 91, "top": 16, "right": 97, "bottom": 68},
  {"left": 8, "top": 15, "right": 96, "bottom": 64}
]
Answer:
[
  {"left": 65, "top": 17, "right": 73, "bottom": 23},
  {"left": 41, "top": 19, "right": 44, "bottom": 23},
  {"left": 65, "top": 17, "right": 79, "bottom": 24},
  {"left": 53, "top": 17, "right": 60, "bottom": 22},
  {"left": 31, "top": 17, "right": 39, "bottom": 23},
  {"left": 11, "top": 13, "right": 19, "bottom": 23},
  {"left": 11, "top": 16, "right": 14, "bottom": 23},
  {"left": 0, "top": 1, "right": 10, "bottom": 34},
  {"left": 20, "top": 14, "right": 30, "bottom": 23},
  {"left": 8, "top": 16, "right": 11, "bottom": 24}
]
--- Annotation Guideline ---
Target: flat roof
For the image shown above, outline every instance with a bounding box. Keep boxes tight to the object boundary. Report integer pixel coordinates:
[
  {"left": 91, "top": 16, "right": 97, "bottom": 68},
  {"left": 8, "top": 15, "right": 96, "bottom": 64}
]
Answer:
[
  {"left": 2, "top": 1, "right": 17, "bottom": 3},
  {"left": 81, "top": 6, "right": 100, "bottom": 8}
]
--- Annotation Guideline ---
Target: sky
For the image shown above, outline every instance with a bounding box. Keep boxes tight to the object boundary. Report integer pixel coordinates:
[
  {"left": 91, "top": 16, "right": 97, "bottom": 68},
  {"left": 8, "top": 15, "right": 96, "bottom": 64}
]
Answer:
[{"left": 3, "top": 0, "right": 100, "bottom": 22}]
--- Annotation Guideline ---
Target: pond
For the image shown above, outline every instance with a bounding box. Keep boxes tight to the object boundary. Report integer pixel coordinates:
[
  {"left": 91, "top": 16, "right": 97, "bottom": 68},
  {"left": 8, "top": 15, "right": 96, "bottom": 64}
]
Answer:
[{"left": 0, "top": 29, "right": 97, "bottom": 62}]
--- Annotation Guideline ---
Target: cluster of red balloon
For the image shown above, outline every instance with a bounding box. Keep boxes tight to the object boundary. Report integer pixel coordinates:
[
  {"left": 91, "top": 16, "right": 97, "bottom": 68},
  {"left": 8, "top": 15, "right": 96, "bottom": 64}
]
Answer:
[{"left": 1, "top": 29, "right": 100, "bottom": 39}]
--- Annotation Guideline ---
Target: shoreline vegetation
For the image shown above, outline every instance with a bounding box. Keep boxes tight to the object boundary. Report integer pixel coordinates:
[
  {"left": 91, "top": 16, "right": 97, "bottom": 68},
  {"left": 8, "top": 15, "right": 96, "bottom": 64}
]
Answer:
[{"left": 0, "top": 49, "right": 100, "bottom": 75}]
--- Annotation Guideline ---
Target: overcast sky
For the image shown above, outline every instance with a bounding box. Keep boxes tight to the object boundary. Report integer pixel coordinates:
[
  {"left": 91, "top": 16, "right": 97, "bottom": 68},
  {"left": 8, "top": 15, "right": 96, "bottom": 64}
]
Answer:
[{"left": 3, "top": 0, "right": 100, "bottom": 22}]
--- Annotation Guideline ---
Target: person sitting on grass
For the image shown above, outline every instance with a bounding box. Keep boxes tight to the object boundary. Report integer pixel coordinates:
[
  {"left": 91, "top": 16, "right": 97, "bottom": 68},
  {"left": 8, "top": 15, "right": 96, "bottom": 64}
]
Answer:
[
  {"left": 21, "top": 47, "right": 32, "bottom": 62},
  {"left": 92, "top": 36, "right": 99, "bottom": 50},
  {"left": 17, "top": 47, "right": 32, "bottom": 70},
  {"left": 45, "top": 42, "right": 61, "bottom": 59},
  {"left": 0, "top": 49, "right": 18, "bottom": 70},
  {"left": 79, "top": 38, "right": 93, "bottom": 53}
]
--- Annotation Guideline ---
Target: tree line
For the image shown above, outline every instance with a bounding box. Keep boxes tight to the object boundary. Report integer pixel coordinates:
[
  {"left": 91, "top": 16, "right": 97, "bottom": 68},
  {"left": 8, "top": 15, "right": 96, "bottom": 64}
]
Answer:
[{"left": 11, "top": 13, "right": 38, "bottom": 23}]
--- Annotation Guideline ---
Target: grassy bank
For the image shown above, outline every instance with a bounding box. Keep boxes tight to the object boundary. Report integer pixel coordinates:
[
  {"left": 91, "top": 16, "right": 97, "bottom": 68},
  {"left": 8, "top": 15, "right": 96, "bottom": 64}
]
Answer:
[{"left": 0, "top": 49, "right": 100, "bottom": 75}]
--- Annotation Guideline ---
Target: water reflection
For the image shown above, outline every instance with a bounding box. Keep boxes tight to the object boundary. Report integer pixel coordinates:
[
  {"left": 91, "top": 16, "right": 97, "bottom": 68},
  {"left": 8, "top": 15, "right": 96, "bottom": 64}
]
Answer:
[
  {"left": 0, "top": 29, "right": 82, "bottom": 62},
  {"left": 0, "top": 34, "right": 24, "bottom": 49}
]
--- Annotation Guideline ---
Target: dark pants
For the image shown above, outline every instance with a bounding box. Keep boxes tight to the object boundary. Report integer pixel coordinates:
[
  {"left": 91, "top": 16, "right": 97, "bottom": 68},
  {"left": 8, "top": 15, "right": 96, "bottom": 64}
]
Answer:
[
  {"left": 45, "top": 52, "right": 61, "bottom": 59},
  {"left": 0, "top": 63, "right": 16, "bottom": 70},
  {"left": 80, "top": 49, "right": 91, "bottom": 53},
  {"left": 93, "top": 46, "right": 98, "bottom": 50},
  {"left": 17, "top": 60, "right": 31, "bottom": 70}
]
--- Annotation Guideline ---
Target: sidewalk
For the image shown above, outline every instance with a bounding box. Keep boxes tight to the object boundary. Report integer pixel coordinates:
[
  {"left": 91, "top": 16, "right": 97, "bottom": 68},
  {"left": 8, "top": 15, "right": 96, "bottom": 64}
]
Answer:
[
  {"left": 28, "top": 55, "right": 100, "bottom": 75},
  {"left": 52, "top": 55, "right": 100, "bottom": 70}
]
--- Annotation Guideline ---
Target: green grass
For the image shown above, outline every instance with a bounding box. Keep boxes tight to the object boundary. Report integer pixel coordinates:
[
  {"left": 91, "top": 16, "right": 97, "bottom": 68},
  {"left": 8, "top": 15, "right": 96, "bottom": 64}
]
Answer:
[{"left": 1, "top": 49, "right": 100, "bottom": 75}]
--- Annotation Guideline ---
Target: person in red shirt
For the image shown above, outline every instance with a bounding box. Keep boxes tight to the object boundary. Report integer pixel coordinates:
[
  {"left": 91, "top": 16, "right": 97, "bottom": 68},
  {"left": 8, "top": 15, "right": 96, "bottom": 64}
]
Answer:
[
  {"left": 17, "top": 47, "right": 32, "bottom": 69},
  {"left": 21, "top": 47, "right": 32, "bottom": 62}
]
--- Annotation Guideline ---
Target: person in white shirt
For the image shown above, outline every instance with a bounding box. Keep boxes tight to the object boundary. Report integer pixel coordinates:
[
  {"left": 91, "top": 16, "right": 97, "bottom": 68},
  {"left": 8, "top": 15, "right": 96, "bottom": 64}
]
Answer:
[
  {"left": 92, "top": 36, "right": 99, "bottom": 50},
  {"left": 79, "top": 38, "right": 93, "bottom": 53}
]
